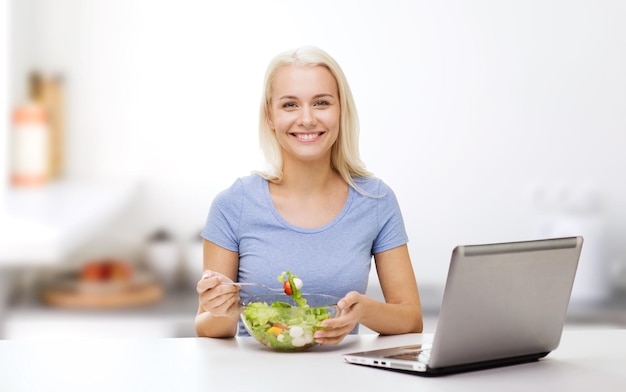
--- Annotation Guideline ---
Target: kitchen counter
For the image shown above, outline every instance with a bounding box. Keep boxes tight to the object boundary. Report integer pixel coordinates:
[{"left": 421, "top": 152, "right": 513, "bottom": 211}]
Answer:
[
  {"left": 2, "top": 290, "right": 199, "bottom": 339},
  {"left": 566, "top": 290, "right": 626, "bottom": 326},
  {"left": 0, "top": 180, "right": 137, "bottom": 337},
  {"left": 0, "top": 180, "right": 135, "bottom": 264},
  {"left": 0, "top": 329, "right": 624, "bottom": 391}
]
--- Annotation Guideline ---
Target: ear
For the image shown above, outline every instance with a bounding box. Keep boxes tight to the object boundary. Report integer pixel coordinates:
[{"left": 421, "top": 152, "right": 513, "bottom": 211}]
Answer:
[{"left": 265, "top": 107, "right": 275, "bottom": 130}]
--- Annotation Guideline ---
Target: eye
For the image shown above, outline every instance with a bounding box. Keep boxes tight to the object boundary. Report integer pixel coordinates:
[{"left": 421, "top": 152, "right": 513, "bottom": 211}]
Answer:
[
  {"left": 314, "top": 100, "right": 330, "bottom": 107},
  {"left": 281, "top": 102, "right": 297, "bottom": 109}
]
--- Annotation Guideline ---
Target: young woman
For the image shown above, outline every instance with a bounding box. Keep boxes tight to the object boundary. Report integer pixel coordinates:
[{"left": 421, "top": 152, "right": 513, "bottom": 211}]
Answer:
[{"left": 195, "top": 46, "right": 422, "bottom": 345}]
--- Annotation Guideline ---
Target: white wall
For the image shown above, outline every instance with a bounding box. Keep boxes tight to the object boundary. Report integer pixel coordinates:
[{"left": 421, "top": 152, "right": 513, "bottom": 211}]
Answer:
[
  {"left": 0, "top": 1, "right": 9, "bottom": 213},
  {"left": 8, "top": 0, "right": 626, "bottom": 290}
]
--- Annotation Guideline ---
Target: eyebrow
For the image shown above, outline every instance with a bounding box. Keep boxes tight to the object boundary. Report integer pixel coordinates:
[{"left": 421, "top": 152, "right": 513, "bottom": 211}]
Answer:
[{"left": 277, "top": 93, "right": 335, "bottom": 101}]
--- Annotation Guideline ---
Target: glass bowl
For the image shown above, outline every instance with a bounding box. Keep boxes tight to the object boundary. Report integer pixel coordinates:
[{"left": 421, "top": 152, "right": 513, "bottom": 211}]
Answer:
[{"left": 240, "top": 293, "right": 340, "bottom": 352}]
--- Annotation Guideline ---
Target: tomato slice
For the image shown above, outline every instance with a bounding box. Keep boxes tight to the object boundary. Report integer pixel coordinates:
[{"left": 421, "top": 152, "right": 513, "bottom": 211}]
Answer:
[{"left": 283, "top": 281, "right": 293, "bottom": 295}]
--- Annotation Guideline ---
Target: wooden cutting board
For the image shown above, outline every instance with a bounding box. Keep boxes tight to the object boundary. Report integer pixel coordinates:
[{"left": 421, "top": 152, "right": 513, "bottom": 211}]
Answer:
[{"left": 41, "top": 277, "right": 165, "bottom": 309}]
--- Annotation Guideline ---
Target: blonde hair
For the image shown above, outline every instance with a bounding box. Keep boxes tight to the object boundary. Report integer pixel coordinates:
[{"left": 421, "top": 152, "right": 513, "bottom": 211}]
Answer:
[{"left": 257, "top": 46, "right": 373, "bottom": 190}]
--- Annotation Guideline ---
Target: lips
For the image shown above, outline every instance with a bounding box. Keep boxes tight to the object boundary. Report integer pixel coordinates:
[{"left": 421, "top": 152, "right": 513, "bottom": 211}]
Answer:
[{"left": 292, "top": 132, "right": 324, "bottom": 141}]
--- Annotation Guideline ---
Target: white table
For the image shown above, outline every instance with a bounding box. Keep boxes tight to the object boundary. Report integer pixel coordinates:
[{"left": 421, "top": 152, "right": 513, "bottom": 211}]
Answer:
[{"left": 1, "top": 329, "right": 624, "bottom": 391}]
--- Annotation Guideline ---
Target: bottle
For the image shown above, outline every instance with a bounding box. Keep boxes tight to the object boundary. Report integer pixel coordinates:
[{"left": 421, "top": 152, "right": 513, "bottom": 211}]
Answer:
[
  {"left": 11, "top": 73, "right": 50, "bottom": 187},
  {"left": 35, "top": 73, "right": 65, "bottom": 180}
]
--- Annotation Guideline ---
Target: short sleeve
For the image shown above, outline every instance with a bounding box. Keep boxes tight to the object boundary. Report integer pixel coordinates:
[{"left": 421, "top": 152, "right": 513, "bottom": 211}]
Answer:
[
  {"left": 371, "top": 182, "right": 409, "bottom": 254},
  {"left": 200, "top": 179, "right": 243, "bottom": 252}
]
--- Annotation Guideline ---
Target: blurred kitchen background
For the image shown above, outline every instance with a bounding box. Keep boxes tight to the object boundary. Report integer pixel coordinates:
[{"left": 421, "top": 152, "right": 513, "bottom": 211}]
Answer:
[{"left": 1, "top": 0, "right": 625, "bottom": 339}]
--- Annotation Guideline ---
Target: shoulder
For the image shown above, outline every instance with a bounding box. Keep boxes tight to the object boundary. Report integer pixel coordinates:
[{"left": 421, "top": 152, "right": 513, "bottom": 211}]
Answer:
[
  {"left": 238, "top": 173, "right": 265, "bottom": 188},
  {"left": 213, "top": 173, "right": 265, "bottom": 206},
  {"left": 218, "top": 173, "right": 264, "bottom": 196},
  {"left": 352, "top": 176, "right": 395, "bottom": 198}
]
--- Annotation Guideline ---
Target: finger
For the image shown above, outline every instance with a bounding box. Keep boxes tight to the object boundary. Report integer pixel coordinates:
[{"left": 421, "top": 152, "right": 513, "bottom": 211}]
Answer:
[
  {"left": 200, "top": 289, "right": 241, "bottom": 310},
  {"left": 196, "top": 272, "right": 223, "bottom": 294},
  {"left": 321, "top": 308, "right": 355, "bottom": 329},
  {"left": 319, "top": 321, "right": 351, "bottom": 337},
  {"left": 338, "top": 291, "right": 360, "bottom": 310},
  {"left": 200, "top": 287, "right": 240, "bottom": 313},
  {"left": 314, "top": 319, "right": 352, "bottom": 342},
  {"left": 315, "top": 329, "right": 348, "bottom": 346},
  {"left": 199, "top": 281, "right": 240, "bottom": 305},
  {"left": 202, "top": 290, "right": 238, "bottom": 311}
]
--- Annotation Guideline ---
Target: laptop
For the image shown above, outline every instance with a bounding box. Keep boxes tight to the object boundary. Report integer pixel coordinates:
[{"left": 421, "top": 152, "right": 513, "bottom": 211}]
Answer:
[{"left": 343, "top": 236, "right": 583, "bottom": 376}]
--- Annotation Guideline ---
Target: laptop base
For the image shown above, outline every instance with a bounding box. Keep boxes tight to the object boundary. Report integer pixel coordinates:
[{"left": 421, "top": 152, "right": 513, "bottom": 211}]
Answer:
[{"left": 345, "top": 351, "right": 549, "bottom": 377}]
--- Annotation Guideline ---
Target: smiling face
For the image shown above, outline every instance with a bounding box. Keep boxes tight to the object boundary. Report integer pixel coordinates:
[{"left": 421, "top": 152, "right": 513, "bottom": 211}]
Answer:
[{"left": 266, "top": 65, "right": 340, "bottom": 167}]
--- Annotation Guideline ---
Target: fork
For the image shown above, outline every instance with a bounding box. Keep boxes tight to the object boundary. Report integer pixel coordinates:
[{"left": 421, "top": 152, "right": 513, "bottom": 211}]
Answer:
[{"left": 220, "top": 282, "right": 285, "bottom": 293}]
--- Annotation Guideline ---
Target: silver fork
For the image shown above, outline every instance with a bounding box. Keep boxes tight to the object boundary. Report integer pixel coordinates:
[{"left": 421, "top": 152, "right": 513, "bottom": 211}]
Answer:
[{"left": 220, "top": 282, "right": 285, "bottom": 293}]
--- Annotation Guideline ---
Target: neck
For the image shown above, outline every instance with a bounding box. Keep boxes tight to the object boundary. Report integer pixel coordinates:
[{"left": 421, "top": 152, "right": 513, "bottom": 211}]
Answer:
[{"left": 280, "top": 156, "right": 339, "bottom": 195}]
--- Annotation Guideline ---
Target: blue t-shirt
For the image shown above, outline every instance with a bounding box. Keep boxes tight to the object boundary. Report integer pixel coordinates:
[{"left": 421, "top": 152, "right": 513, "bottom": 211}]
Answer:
[{"left": 201, "top": 173, "right": 408, "bottom": 334}]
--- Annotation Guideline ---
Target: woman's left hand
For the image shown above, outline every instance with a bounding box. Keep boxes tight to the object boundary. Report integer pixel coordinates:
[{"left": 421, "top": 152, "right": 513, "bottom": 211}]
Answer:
[{"left": 313, "top": 291, "right": 364, "bottom": 345}]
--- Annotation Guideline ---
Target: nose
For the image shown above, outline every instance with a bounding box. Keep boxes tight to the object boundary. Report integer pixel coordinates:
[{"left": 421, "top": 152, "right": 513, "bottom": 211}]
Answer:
[{"left": 298, "top": 105, "right": 315, "bottom": 127}]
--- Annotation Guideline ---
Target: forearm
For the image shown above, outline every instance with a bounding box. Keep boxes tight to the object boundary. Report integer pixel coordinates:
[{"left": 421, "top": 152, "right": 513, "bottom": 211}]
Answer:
[
  {"left": 358, "top": 295, "right": 423, "bottom": 335},
  {"left": 195, "top": 305, "right": 240, "bottom": 338}
]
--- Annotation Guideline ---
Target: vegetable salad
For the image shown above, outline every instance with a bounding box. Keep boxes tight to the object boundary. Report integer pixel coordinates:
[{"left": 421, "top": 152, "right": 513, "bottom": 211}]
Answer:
[{"left": 241, "top": 271, "right": 334, "bottom": 351}]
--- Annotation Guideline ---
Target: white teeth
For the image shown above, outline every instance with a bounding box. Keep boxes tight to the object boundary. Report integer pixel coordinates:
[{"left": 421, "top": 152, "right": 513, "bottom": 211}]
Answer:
[{"left": 296, "top": 133, "right": 319, "bottom": 140}]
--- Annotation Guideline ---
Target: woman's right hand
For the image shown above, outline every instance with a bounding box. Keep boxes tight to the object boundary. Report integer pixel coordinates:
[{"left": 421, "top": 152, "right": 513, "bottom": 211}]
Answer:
[{"left": 196, "top": 270, "right": 241, "bottom": 317}]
